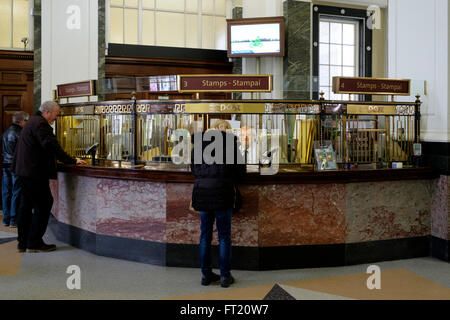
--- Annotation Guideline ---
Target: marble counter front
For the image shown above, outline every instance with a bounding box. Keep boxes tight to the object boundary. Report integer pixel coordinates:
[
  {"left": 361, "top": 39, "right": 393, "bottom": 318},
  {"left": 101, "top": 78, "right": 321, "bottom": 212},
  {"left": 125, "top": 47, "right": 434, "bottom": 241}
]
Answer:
[{"left": 49, "top": 167, "right": 439, "bottom": 270}]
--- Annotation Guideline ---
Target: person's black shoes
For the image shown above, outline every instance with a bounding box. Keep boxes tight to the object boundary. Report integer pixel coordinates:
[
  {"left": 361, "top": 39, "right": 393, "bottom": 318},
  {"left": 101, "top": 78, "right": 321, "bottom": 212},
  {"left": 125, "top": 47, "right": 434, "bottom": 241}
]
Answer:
[
  {"left": 201, "top": 272, "right": 221, "bottom": 286},
  {"left": 17, "top": 244, "right": 26, "bottom": 253},
  {"left": 26, "top": 243, "right": 56, "bottom": 253},
  {"left": 201, "top": 272, "right": 235, "bottom": 287},
  {"left": 221, "top": 274, "right": 235, "bottom": 288}
]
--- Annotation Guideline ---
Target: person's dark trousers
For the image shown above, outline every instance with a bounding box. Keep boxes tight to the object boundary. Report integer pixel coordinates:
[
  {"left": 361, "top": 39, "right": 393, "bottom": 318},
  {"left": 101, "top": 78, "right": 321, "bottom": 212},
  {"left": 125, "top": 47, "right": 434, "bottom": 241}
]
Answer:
[
  {"left": 199, "top": 209, "right": 233, "bottom": 277},
  {"left": 16, "top": 177, "right": 53, "bottom": 249},
  {"left": 2, "top": 167, "right": 14, "bottom": 225},
  {"left": 10, "top": 173, "right": 23, "bottom": 225}
]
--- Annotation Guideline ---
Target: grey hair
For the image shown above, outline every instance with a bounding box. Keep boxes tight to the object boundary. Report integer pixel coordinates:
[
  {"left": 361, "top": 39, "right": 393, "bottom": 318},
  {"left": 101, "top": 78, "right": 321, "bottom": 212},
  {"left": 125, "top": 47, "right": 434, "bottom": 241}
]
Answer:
[
  {"left": 12, "top": 111, "right": 29, "bottom": 124},
  {"left": 39, "top": 100, "right": 58, "bottom": 113},
  {"left": 210, "top": 119, "right": 231, "bottom": 131}
]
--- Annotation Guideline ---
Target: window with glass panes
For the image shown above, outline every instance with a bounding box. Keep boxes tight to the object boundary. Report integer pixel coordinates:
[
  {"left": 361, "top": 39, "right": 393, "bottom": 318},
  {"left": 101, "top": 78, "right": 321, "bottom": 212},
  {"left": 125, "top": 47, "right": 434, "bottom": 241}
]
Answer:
[
  {"left": 319, "top": 18, "right": 358, "bottom": 100},
  {"left": 0, "top": 0, "right": 29, "bottom": 49},
  {"left": 313, "top": 5, "right": 372, "bottom": 101},
  {"left": 108, "top": 0, "right": 227, "bottom": 50}
]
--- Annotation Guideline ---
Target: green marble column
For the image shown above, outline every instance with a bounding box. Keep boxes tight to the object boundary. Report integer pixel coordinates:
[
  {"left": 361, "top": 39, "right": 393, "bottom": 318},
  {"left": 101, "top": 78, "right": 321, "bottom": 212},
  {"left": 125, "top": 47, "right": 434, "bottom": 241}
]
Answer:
[
  {"left": 283, "top": 0, "right": 311, "bottom": 99},
  {"left": 98, "top": 0, "right": 106, "bottom": 101},
  {"left": 33, "top": 0, "right": 41, "bottom": 112},
  {"left": 232, "top": 7, "right": 243, "bottom": 100}
]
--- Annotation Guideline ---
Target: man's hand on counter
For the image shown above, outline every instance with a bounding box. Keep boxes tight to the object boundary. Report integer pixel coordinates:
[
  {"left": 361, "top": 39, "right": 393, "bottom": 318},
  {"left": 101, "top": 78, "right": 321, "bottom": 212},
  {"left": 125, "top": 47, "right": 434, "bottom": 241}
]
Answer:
[{"left": 76, "top": 158, "right": 88, "bottom": 165}]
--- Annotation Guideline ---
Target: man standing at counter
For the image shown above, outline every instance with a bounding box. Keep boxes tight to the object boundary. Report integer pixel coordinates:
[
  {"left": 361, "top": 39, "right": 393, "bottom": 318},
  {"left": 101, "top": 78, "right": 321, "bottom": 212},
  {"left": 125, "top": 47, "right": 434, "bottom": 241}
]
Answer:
[
  {"left": 12, "top": 100, "right": 86, "bottom": 253},
  {"left": 2, "top": 111, "right": 29, "bottom": 228}
]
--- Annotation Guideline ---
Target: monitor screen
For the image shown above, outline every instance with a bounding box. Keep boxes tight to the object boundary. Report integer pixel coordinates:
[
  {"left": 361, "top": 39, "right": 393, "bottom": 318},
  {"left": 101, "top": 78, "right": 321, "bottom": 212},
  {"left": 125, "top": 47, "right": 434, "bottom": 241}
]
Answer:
[{"left": 227, "top": 17, "right": 285, "bottom": 58}]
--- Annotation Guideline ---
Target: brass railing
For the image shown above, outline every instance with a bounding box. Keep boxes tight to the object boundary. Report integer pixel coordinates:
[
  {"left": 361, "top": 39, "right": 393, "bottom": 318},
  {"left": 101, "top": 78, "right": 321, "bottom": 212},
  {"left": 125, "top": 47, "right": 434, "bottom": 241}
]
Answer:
[{"left": 57, "top": 98, "right": 421, "bottom": 168}]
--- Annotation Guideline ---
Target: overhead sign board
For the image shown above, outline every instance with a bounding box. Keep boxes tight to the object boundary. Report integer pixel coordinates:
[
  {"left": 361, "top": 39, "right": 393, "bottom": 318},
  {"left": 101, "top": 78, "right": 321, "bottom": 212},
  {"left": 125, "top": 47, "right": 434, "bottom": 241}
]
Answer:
[
  {"left": 178, "top": 74, "right": 272, "bottom": 92},
  {"left": 332, "top": 77, "right": 410, "bottom": 95},
  {"left": 57, "top": 80, "right": 96, "bottom": 98}
]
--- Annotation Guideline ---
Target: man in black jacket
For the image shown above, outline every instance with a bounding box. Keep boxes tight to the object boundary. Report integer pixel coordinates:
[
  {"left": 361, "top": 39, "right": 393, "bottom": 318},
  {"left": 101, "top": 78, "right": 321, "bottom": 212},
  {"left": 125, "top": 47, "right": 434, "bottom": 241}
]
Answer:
[
  {"left": 190, "top": 120, "right": 246, "bottom": 288},
  {"left": 2, "top": 111, "right": 29, "bottom": 227},
  {"left": 13, "top": 100, "right": 86, "bottom": 253}
]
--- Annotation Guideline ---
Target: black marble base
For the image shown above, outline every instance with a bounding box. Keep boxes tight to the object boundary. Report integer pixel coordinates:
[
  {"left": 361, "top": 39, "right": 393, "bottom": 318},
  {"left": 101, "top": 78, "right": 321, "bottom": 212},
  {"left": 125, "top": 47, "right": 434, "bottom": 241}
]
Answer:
[
  {"left": 345, "top": 236, "right": 430, "bottom": 265},
  {"left": 166, "top": 243, "right": 260, "bottom": 270},
  {"left": 48, "top": 215, "right": 165, "bottom": 266},
  {"left": 49, "top": 216, "right": 444, "bottom": 270},
  {"left": 422, "top": 141, "right": 450, "bottom": 175},
  {"left": 0, "top": 237, "right": 17, "bottom": 245},
  {"left": 431, "top": 236, "right": 449, "bottom": 261}
]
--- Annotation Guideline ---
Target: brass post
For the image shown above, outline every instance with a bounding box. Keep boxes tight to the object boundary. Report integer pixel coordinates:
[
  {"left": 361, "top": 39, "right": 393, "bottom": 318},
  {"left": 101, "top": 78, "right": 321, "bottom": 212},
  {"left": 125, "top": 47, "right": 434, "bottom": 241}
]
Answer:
[{"left": 319, "top": 92, "right": 325, "bottom": 145}]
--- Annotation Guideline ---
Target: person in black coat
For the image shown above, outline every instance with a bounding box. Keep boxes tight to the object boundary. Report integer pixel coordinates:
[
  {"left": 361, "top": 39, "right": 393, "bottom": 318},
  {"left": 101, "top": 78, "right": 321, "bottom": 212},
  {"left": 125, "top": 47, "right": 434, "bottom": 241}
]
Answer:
[
  {"left": 1, "top": 111, "right": 29, "bottom": 227},
  {"left": 190, "top": 120, "right": 246, "bottom": 288},
  {"left": 12, "top": 100, "right": 86, "bottom": 253}
]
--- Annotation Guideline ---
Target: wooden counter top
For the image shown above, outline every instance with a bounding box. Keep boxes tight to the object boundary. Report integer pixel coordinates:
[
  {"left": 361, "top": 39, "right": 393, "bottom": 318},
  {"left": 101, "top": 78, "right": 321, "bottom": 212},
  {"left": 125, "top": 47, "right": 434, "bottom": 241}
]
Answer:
[{"left": 57, "top": 164, "right": 437, "bottom": 184}]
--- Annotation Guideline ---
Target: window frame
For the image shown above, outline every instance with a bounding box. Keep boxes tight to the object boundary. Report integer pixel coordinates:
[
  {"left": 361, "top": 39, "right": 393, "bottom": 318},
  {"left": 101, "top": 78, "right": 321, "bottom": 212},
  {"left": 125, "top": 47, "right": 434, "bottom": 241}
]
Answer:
[
  {"left": 318, "top": 17, "right": 359, "bottom": 101},
  {"left": 312, "top": 5, "right": 373, "bottom": 101},
  {"left": 0, "top": 0, "right": 30, "bottom": 50},
  {"left": 107, "top": 0, "right": 227, "bottom": 49}
]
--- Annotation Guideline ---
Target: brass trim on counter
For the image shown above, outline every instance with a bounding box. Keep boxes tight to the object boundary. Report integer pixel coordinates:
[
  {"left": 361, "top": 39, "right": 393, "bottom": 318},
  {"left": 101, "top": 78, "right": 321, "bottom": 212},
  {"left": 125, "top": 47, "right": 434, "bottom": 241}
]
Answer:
[
  {"left": 184, "top": 102, "right": 266, "bottom": 114},
  {"left": 347, "top": 104, "right": 397, "bottom": 115},
  {"left": 60, "top": 105, "right": 95, "bottom": 116},
  {"left": 94, "top": 104, "right": 133, "bottom": 114},
  {"left": 347, "top": 104, "right": 415, "bottom": 115}
]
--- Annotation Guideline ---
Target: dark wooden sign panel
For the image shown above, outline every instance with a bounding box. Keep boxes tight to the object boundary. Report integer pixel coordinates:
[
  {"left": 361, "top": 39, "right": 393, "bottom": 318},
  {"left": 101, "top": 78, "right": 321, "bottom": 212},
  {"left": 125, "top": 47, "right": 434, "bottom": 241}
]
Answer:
[
  {"left": 57, "top": 80, "right": 96, "bottom": 98},
  {"left": 178, "top": 74, "right": 272, "bottom": 92},
  {"left": 332, "top": 77, "right": 410, "bottom": 95}
]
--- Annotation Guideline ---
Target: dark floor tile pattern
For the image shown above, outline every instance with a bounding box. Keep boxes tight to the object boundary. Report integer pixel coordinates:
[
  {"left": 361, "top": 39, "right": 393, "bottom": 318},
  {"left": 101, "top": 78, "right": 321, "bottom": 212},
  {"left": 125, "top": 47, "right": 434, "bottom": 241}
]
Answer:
[{"left": 263, "top": 284, "right": 296, "bottom": 300}]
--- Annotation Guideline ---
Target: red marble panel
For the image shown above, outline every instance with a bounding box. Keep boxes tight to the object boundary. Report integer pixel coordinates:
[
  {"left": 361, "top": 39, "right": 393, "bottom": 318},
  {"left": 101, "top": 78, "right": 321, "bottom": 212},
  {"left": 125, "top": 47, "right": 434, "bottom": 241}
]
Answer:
[
  {"left": 166, "top": 183, "right": 198, "bottom": 244},
  {"left": 166, "top": 183, "right": 259, "bottom": 246},
  {"left": 258, "top": 184, "right": 346, "bottom": 246},
  {"left": 96, "top": 217, "right": 165, "bottom": 241},
  {"left": 231, "top": 185, "right": 259, "bottom": 246},
  {"left": 95, "top": 178, "right": 166, "bottom": 242}
]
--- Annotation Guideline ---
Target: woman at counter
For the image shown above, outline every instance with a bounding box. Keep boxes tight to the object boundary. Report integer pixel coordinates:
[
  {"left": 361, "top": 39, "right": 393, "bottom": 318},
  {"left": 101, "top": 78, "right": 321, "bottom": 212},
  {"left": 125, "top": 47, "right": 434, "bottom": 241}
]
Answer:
[{"left": 190, "top": 120, "right": 246, "bottom": 288}]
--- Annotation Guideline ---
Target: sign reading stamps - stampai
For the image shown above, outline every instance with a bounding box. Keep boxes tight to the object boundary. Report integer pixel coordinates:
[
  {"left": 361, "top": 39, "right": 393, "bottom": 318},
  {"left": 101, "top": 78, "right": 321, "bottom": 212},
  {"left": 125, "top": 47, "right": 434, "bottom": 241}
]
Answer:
[
  {"left": 332, "top": 77, "right": 410, "bottom": 95},
  {"left": 178, "top": 74, "right": 272, "bottom": 92},
  {"left": 57, "top": 80, "right": 96, "bottom": 98}
]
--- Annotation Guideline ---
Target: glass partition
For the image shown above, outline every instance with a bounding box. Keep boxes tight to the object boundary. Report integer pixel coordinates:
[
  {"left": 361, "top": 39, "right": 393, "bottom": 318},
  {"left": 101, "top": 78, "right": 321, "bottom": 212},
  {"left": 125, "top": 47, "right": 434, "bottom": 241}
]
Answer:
[{"left": 57, "top": 99, "right": 420, "bottom": 172}]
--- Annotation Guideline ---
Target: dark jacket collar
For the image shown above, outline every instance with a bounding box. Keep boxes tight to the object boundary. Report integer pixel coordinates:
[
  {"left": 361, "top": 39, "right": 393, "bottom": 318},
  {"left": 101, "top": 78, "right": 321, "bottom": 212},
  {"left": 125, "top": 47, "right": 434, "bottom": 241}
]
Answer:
[{"left": 35, "top": 111, "right": 49, "bottom": 125}]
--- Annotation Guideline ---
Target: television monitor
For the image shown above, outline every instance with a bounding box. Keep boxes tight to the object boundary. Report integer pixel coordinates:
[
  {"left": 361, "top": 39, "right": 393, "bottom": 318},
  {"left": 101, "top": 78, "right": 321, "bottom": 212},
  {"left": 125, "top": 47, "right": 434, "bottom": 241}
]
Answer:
[{"left": 227, "top": 16, "right": 285, "bottom": 58}]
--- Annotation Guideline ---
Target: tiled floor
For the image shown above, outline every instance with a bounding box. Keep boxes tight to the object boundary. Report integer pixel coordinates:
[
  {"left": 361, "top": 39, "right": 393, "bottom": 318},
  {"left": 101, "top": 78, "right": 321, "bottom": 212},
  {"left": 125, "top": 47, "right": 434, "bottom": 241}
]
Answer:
[{"left": 0, "top": 219, "right": 449, "bottom": 300}]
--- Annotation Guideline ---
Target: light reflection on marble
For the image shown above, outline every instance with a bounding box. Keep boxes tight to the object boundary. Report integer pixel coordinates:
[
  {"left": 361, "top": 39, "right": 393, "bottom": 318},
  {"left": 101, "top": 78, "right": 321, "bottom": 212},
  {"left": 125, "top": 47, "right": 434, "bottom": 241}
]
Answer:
[
  {"left": 57, "top": 173, "right": 97, "bottom": 233},
  {"left": 95, "top": 178, "right": 166, "bottom": 242},
  {"left": 430, "top": 176, "right": 449, "bottom": 240},
  {"left": 346, "top": 180, "right": 431, "bottom": 243},
  {"left": 49, "top": 179, "right": 58, "bottom": 219}
]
